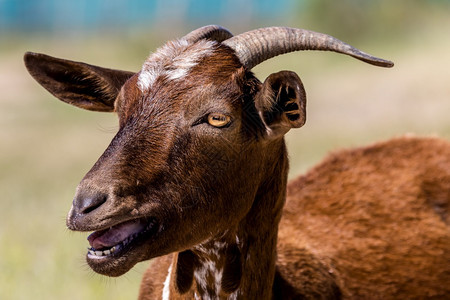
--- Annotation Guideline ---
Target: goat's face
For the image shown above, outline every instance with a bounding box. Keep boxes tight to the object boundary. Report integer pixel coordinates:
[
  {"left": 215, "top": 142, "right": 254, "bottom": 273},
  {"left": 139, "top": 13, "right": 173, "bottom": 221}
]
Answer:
[{"left": 24, "top": 40, "right": 306, "bottom": 276}]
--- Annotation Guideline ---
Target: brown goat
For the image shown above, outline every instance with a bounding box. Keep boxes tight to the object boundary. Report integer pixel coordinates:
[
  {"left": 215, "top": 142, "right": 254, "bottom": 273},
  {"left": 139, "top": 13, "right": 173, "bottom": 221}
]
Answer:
[{"left": 24, "top": 25, "right": 450, "bottom": 299}]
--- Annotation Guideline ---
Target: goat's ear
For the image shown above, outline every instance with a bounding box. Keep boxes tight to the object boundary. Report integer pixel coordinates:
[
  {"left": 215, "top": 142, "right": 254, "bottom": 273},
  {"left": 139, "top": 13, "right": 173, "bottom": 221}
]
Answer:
[
  {"left": 255, "top": 71, "right": 306, "bottom": 138},
  {"left": 24, "top": 52, "right": 135, "bottom": 112}
]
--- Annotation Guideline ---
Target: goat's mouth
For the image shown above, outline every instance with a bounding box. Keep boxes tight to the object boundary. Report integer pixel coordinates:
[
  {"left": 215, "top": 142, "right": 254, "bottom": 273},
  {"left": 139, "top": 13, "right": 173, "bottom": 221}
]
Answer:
[{"left": 86, "top": 217, "right": 158, "bottom": 260}]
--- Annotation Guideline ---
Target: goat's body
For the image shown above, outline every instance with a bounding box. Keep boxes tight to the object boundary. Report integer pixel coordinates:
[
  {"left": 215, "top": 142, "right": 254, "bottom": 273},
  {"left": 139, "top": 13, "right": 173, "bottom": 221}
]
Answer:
[
  {"left": 278, "top": 136, "right": 450, "bottom": 299},
  {"left": 140, "top": 136, "right": 450, "bottom": 299}
]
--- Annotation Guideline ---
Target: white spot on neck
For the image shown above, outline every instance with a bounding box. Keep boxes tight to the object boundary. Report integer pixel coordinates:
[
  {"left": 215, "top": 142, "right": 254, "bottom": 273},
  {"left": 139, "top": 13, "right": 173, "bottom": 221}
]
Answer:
[
  {"left": 194, "top": 259, "right": 223, "bottom": 300},
  {"left": 162, "top": 263, "right": 173, "bottom": 300},
  {"left": 192, "top": 240, "right": 233, "bottom": 299}
]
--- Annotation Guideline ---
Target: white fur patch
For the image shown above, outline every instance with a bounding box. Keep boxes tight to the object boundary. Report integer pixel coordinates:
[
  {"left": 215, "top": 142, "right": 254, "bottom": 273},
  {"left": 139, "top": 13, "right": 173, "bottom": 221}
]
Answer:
[
  {"left": 228, "top": 291, "right": 239, "bottom": 300},
  {"left": 194, "top": 259, "right": 223, "bottom": 300},
  {"left": 192, "top": 241, "right": 229, "bottom": 299},
  {"left": 137, "top": 39, "right": 216, "bottom": 92},
  {"left": 162, "top": 263, "right": 173, "bottom": 300}
]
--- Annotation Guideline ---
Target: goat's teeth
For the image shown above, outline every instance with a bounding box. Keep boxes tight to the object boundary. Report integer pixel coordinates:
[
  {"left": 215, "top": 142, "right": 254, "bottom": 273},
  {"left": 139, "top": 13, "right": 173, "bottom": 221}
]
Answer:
[{"left": 86, "top": 220, "right": 156, "bottom": 256}]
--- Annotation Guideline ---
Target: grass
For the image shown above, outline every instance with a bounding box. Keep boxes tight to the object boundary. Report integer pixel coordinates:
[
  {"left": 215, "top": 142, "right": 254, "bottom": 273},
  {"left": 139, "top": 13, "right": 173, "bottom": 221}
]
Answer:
[{"left": 1, "top": 19, "right": 450, "bottom": 299}]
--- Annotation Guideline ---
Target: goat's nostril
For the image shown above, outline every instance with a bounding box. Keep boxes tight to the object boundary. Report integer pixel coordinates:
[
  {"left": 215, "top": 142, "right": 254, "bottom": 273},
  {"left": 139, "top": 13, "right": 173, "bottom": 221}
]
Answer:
[{"left": 75, "top": 193, "right": 108, "bottom": 215}]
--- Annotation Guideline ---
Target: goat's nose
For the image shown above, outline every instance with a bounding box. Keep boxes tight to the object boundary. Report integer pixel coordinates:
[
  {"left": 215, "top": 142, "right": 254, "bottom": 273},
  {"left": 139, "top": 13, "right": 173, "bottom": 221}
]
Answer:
[{"left": 73, "top": 191, "right": 108, "bottom": 215}]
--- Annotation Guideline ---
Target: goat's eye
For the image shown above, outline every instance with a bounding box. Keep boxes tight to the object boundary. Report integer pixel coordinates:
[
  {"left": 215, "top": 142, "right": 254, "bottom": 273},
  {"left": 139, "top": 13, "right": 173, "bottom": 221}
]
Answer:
[{"left": 207, "top": 113, "right": 231, "bottom": 128}]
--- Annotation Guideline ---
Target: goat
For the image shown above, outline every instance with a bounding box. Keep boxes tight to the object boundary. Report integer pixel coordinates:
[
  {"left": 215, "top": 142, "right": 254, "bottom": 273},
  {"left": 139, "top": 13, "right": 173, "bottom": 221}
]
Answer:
[{"left": 24, "top": 25, "right": 450, "bottom": 299}]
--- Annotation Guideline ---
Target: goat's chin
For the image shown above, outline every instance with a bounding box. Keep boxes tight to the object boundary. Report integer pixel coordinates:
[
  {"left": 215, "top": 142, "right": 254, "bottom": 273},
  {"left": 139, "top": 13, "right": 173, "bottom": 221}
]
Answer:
[{"left": 87, "top": 253, "right": 139, "bottom": 277}]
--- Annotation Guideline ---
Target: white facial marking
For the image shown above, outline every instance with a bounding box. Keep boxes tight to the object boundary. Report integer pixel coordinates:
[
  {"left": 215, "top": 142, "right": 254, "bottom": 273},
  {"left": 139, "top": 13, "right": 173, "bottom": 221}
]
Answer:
[
  {"left": 137, "top": 39, "right": 216, "bottom": 93},
  {"left": 137, "top": 70, "right": 156, "bottom": 93},
  {"left": 162, "top": 263, "right": 173, "bottom": 300}
]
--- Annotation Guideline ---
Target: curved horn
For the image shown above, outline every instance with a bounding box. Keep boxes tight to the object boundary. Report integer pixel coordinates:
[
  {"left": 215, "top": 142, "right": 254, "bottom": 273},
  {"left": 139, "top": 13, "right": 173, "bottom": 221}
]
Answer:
[
  {"left": 222, "top": 27, "right": 394, "bottom": 69},
  {"left": 182, "top": 25, "right": 233, "bottom": 44}
]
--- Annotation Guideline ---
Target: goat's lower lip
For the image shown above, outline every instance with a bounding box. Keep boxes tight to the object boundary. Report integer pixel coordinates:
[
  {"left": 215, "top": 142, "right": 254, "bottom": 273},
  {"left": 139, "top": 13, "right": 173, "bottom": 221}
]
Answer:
[{"left": 86, "top": 217, "right": 158, "bottom": 259}]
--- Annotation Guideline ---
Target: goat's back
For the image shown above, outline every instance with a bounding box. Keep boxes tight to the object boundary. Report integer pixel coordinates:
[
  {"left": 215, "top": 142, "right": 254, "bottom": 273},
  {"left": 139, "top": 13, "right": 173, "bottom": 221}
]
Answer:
[{"left": 277, "top": 136, "right": 450, "bottom": 299}]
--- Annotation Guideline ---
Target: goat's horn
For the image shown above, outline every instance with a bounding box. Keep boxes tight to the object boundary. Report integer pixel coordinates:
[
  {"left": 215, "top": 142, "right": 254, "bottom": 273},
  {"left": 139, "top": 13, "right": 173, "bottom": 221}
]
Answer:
[
  {"left": 222, "top": 27, "right": 394, "bottom": 69},
  {"left": 183, "top": 25, "right": 233, "bottom": 44}
]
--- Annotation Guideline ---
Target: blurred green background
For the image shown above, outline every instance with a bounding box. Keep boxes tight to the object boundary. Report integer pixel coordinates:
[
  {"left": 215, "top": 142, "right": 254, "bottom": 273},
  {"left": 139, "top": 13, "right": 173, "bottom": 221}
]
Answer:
[{"left": 1, "top": 0, "right": 449, "bottom": 299}]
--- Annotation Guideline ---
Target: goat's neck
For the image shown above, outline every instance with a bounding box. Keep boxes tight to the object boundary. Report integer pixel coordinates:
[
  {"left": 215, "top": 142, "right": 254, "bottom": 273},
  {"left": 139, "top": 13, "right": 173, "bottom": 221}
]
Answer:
[{"left": 167, "top": 141, "right": 288, "bottom": 299}]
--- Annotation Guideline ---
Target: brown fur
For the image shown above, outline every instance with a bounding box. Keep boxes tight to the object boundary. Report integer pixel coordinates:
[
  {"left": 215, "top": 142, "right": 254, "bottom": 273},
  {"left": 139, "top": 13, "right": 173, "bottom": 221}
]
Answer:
[
  {"left": 24, "top": 30, "right": 450, "bottom": 299},
  {"left": 137, "top": 136, "right": 450, "bottom": 299},
  {"left": 280, "top": 136, "right": 450, "bottom": 299}
]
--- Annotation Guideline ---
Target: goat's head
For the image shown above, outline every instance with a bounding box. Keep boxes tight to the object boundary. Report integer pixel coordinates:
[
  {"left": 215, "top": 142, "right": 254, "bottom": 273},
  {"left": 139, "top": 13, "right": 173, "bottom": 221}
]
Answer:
[{"left": 24, "top": 26, "right": 393, "bottom": 277}]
